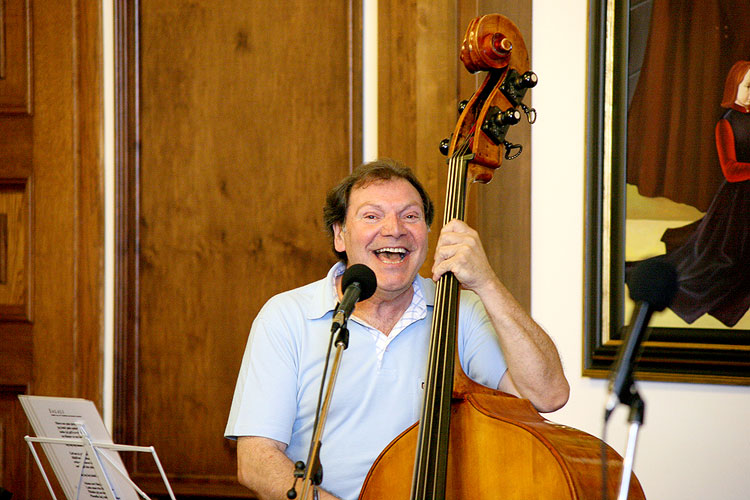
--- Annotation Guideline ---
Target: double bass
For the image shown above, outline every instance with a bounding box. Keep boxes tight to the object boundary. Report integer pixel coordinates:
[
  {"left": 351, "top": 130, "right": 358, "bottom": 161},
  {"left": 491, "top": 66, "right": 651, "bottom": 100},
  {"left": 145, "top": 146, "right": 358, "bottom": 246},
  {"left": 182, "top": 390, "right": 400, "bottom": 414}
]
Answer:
[{"left": 359, "top": 14, "right": 646, "bottom": 500}]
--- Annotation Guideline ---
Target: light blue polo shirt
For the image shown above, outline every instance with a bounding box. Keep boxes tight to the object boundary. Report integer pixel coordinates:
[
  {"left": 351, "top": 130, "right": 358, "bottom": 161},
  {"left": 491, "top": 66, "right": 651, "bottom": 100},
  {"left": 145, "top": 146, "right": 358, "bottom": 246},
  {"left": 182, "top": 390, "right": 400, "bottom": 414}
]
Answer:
[{"left": 225, "top": 264, "right": 507, "bottom": 500}]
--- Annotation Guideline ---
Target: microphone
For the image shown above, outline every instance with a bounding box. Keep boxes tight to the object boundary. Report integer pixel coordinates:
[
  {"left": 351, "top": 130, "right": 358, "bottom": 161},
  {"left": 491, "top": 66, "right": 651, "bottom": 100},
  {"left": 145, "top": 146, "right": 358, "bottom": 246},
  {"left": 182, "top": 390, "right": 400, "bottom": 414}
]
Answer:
[
  {"left": 331, "top": 264, "right": 377, "bottom": 332},
  {"left": 605, "top": 259, "right": 678, "bottom": 419}
]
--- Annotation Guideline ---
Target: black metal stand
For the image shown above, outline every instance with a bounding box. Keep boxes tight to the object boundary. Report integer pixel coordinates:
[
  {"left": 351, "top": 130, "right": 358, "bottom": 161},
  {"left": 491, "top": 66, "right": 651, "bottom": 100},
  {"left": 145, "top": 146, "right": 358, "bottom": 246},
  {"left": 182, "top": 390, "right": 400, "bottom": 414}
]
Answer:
[{"left": 287, "top": 325, "right": 350, "bottom": 500}]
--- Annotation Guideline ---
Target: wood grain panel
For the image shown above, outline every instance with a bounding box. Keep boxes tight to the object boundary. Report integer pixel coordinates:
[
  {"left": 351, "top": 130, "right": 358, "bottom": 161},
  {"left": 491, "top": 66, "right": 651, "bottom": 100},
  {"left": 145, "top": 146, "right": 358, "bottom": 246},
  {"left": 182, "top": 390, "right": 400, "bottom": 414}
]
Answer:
[
  {"left": 0, "top": 1, "right": 105, "bottom": 498},
  {"left": 0, "top": 181, "right": 30, "bottom": 321},
  {"left": 0, "top": 386, "right": 30, "bottom": 500},
  {"left": 471, "top": 0, "right": 533, "bottom": 311},
  {"left": 118, "top": 1, "right": 362, "bottom": 496},
  {"left": 0, "top": 0, "right": 31, "bottom": 114},
  {"left": 31, "top": 0, "right": 104, "bottom": 402},
  {"left": 378, "top": 0, "right": 532, "bottom": 309}
]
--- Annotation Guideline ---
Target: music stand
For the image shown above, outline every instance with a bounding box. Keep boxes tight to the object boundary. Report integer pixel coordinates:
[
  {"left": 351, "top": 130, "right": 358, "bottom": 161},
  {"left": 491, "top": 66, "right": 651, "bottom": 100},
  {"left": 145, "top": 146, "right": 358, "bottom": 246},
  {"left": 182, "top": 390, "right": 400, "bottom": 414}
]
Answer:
[
  {"left": 25, "top": 424, "right": 176, "bottom": 500},
  {"left": 20, "top": 395, "right": 176, "bottom": 500}
]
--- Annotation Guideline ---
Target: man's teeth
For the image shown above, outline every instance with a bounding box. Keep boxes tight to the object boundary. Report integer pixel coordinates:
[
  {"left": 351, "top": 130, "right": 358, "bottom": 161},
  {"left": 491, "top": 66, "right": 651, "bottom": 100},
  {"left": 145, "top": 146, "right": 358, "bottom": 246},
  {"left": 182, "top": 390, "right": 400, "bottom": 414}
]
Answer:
[
  {"left": 375, "top": 248, "right": 407, "bottom": 262},
  {"left": 375, "top": 248, "right": 406, "bottom": 254}
]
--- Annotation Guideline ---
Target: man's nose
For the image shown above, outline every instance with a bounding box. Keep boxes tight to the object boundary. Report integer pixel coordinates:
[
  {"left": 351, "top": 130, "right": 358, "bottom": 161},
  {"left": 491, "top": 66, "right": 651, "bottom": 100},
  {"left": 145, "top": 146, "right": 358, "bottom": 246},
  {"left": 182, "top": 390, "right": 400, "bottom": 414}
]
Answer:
[{"left": 380, "top": 213, "right": 406, "bottom": 236}]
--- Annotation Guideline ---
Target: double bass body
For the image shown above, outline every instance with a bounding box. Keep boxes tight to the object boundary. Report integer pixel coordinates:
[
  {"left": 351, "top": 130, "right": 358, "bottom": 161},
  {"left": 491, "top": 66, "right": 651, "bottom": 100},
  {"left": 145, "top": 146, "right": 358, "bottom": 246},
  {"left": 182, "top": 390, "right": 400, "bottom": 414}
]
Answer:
[{"left": 361, "top": 392, "right": 645, "bottom": 498}]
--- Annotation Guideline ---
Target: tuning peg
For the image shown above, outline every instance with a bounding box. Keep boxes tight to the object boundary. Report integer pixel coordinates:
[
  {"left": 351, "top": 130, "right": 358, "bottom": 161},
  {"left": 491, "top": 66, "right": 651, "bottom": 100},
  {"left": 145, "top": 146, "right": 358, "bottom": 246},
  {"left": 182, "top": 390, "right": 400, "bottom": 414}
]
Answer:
[
  {"left": 493, "top": 109, "right": 521, "bottom": 127},
  {"left": 507, "top": 70, "right": 537, "bottom": 93},
  {"left": 293, "top": 461, "right": 306, "bottom": 477},
  {"left": 501, "top": 69, "right": 537, "bottom": 106},
  {"left": 481, "top": 106, "right": 520, "bottom": 145},
  {"left": 517, "top": 71, "right": 538, "bottom": 89},
  {"left": 439, "top": 138, "right": 451, "bottom": 156}
]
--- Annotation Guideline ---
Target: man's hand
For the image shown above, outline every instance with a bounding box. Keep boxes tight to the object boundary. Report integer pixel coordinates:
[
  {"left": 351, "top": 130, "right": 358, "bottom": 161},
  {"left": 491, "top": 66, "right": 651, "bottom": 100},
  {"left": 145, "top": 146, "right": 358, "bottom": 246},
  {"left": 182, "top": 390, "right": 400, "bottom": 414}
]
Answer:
[{"left": 431, "top": 219, "right": 498, "bottom": 293}]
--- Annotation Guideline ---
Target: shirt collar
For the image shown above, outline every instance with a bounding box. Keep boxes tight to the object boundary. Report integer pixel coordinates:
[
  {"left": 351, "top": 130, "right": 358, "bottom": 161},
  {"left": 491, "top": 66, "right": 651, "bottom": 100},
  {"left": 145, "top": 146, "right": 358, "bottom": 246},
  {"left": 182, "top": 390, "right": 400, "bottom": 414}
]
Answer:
[{"left": 306, "top": 262, "right": 433, "bottom": 320}]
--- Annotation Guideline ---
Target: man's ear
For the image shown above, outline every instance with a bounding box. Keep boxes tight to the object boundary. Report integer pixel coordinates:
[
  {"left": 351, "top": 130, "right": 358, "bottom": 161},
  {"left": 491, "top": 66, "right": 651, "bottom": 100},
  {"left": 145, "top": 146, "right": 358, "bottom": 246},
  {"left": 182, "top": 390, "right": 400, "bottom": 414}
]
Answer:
[{"left": 333, "top": 223, "right": 346, "bottom": 253}]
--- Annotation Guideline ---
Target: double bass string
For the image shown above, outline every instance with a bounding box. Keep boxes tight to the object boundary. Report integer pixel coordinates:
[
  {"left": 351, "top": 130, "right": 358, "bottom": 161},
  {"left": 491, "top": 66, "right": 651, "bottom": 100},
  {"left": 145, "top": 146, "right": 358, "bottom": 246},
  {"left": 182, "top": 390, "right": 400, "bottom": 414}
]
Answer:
[{"left": 412, "top": 137, "right": 472, "bottom": 499}]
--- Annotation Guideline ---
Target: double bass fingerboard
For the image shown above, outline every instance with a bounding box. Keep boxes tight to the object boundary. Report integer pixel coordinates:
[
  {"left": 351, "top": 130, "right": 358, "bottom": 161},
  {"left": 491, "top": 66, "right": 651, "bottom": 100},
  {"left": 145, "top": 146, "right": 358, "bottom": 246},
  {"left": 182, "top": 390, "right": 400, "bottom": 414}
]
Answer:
[{"left": 410, "top": 141, "right": 474, "bottom": 500}]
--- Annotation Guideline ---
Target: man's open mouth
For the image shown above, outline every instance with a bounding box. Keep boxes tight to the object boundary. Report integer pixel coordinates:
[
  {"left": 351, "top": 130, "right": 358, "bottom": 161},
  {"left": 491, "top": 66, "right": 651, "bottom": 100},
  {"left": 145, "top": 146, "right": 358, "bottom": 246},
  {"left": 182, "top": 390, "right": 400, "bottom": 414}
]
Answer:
[{"left": 374, "top": 247, "right": 408, "bottom": 263}]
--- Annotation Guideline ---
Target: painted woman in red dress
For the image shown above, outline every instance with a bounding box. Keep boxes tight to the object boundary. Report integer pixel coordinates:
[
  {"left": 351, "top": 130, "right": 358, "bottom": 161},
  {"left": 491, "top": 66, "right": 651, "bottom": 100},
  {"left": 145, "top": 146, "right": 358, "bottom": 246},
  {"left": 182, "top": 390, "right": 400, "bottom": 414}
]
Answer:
[{"left": 655, "top": 60, "right": 750, "bottom": 327}]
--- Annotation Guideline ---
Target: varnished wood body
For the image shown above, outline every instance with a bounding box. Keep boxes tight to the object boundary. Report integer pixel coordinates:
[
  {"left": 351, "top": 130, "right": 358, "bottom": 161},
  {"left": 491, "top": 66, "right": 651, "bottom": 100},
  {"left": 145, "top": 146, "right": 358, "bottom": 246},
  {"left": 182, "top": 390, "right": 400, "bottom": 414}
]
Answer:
[{"left": 360, "top": 393, "right": 645, "bottom": 499}]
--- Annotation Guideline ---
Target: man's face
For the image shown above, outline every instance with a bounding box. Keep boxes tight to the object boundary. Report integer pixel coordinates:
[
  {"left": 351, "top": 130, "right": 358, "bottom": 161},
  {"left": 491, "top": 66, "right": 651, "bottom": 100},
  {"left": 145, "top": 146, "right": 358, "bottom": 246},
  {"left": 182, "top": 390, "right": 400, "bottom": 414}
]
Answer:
[{"left": 333, "top": 178, "right": 429, "bottom": 299}]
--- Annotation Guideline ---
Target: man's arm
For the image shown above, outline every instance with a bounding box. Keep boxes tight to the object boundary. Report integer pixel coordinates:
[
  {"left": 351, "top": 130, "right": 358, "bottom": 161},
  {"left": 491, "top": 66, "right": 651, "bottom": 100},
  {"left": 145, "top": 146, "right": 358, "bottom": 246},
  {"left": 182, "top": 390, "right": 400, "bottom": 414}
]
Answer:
[
  {"left": 237, "top": 436, "right": 341, "bottom": 500},
  {"left": 431, "top": 219, "right": 569, "bottom": 413}
]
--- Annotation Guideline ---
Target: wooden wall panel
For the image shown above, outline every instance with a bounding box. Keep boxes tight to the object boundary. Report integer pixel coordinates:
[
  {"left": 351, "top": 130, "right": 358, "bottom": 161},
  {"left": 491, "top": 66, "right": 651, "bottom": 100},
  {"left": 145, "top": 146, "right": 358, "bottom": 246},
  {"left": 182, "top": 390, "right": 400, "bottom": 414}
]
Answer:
[
  {"left": 0, "top": 181, "right": 30, "bottom": 320},
  {"left": 31, "top": 0, "right": 104, "bottom": 405},
  {"left": 0, "top": 0, "right": 31, "bottom": 114},
  {"left": 471, "top": 1, "right": 533, "bottom": 312},
  {"left": 378, "top": 0, "right": 532, "bottom": 310},
  {"left": 0, "top": 6, "right": 33, "bottom": 498},
  {"left": 117, "top": 1, "right": 362, "bottom": 496},
  {"left": 0, "top": 1, "right": 105, "bottom": 498}
]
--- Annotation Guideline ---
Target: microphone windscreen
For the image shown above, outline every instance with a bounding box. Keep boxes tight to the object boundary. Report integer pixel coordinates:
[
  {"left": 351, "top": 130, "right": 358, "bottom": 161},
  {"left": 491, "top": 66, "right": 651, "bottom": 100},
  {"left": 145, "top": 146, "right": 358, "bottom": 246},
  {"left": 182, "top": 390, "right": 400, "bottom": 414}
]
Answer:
[
  {"left": 628, "top": 259, "right": 678, "bottom": 311},
  {"left": 342, "top": 264, "right": 378, "bottom": 301}
]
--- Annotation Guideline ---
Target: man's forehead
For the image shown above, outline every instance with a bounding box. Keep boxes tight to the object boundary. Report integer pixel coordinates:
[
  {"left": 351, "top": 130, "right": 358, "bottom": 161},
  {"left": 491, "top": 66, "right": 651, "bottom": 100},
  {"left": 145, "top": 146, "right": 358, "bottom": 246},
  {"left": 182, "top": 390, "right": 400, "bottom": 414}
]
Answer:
[{"left": 348, "top": 178, "right": 423, "bottom": 208}]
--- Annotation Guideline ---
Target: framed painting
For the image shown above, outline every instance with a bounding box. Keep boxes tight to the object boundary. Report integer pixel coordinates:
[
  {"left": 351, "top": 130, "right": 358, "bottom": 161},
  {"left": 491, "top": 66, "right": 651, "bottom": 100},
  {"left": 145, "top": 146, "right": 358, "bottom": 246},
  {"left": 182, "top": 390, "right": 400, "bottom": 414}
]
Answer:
[{"left": 584, "top": 0, "right": 750, "bottom": 385}]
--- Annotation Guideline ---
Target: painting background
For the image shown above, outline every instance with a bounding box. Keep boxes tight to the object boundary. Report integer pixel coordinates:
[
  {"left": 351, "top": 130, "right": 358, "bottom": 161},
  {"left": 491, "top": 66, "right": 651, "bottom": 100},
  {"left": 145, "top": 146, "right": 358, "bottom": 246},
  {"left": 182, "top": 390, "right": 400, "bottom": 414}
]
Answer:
[{"left": 625, "top": 0, "right": 750, "bottom": 330}]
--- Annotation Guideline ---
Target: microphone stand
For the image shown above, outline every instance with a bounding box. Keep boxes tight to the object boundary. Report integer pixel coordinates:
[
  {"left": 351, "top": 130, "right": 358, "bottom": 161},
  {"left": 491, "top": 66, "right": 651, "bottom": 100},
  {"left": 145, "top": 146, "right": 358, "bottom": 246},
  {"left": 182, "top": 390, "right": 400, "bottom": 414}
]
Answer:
[
  {"left": 602, "top": 259, "right": 675, "bottom": 500},
  {"left": 604, "top": 376, "right": 645, "bottom": 500},
  {"left": 288, "top": 324, "right": 350, "bottom": 500},
  {"left": 617, "top": 392, "right": 644, "bottom": 500}
]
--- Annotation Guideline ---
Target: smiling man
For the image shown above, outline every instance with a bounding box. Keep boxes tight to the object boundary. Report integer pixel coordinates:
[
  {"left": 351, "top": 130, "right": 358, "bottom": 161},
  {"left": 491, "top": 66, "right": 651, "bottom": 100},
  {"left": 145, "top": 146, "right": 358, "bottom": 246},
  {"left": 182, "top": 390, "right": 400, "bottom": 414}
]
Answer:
[{"left": 225, "top": 158, "right": 569, "bottom": 500}]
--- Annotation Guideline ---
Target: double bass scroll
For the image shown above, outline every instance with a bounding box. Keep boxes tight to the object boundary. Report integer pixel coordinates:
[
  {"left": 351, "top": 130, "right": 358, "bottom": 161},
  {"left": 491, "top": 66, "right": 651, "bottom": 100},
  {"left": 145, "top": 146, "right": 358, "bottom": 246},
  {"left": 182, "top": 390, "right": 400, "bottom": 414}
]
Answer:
[{"left": 443, "top": 14, "right": 538, "bottom": 184}]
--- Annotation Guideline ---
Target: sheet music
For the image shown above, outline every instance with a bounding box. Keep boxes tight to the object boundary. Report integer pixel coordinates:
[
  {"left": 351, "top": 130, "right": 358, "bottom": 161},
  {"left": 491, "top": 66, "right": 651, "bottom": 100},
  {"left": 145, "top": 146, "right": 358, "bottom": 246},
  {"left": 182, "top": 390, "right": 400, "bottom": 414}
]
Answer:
[{"left": 19, "top": 395, "right": 139, "bottom": 500}]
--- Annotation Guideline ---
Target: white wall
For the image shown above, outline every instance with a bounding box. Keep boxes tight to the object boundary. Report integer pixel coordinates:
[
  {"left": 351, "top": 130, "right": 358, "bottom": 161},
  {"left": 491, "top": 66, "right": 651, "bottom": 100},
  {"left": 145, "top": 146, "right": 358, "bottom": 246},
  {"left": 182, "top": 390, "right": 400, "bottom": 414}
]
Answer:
[{"left": 531, "top": 2, "right": 750, "bottom": 499}]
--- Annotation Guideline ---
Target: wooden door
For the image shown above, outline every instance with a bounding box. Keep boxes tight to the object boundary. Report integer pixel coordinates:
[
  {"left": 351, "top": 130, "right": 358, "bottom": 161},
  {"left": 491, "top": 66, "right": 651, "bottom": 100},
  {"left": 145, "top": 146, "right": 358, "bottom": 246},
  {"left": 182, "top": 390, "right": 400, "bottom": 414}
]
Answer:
[
  {"left": 0, "top": 1, "right": 105, "bottom": 499},
  {"left": 115, "top": 1, "right": 362, "bottom": 496}
]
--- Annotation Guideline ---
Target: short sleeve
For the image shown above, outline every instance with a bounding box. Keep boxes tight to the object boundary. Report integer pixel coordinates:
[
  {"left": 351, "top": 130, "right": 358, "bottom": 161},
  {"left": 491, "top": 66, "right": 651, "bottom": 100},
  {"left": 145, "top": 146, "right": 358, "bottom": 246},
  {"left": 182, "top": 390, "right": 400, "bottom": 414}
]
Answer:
[
  {"left": 224, "top": 302, "right": 300, "bottom": 444},
  {"left": 457, "top": 291, "right": 507, "bottom": 390}
]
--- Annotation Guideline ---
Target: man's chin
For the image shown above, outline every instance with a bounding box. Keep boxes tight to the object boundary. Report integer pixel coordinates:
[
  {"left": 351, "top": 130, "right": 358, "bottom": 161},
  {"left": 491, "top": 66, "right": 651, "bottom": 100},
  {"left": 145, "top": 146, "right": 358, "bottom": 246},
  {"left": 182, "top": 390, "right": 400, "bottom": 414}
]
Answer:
[{"left": 374, "top": 273, "right": 419, "bottom": 294}]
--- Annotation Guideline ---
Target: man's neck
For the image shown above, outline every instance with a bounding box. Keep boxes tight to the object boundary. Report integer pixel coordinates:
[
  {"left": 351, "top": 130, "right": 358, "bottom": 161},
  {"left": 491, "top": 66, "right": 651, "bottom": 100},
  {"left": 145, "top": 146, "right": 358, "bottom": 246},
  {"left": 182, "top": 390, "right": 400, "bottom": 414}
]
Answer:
[{"left": 338, "top": 278, "right": 415, "bottom": 336}]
